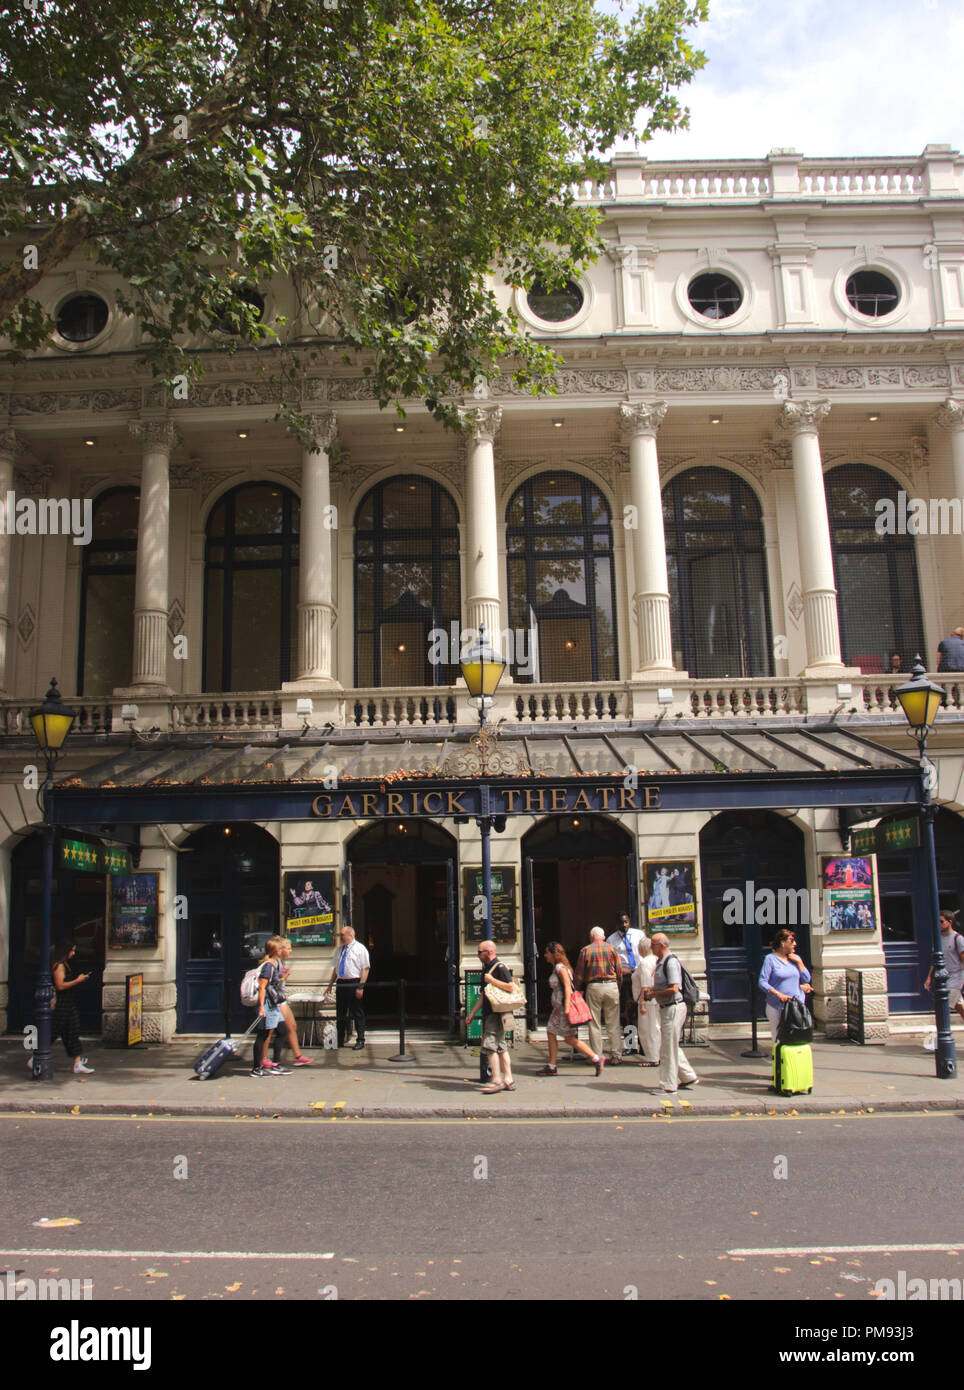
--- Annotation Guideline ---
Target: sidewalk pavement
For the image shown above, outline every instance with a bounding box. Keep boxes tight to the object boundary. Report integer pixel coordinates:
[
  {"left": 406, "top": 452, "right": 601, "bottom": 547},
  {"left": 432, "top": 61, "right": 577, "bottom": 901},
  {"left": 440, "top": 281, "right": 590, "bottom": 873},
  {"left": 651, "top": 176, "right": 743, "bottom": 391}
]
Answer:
[{"left": 1, "top": 1034, "right": 962, "bottom": 1118}]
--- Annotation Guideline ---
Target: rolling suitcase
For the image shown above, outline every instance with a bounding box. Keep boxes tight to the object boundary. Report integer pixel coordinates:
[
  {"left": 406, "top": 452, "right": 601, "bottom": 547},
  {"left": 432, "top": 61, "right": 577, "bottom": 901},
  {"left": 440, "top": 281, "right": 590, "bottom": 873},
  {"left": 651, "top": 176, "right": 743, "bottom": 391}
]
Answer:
[
  {"left": 193, "top": 1018, "right": 260, "bottom": 1080},
  {"left": 771, "top": 1041, "right": 813, "bottom": 1096}
]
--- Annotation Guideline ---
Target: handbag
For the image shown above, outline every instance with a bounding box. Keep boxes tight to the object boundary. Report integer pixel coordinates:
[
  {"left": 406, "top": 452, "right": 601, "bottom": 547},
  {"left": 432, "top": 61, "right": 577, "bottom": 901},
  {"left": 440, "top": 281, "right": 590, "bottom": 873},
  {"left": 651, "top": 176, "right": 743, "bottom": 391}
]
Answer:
[
  {"left": 566, "top": 989, "right": 591, "bottom": 1027},
  {"left": 484, "top": 963, "right": 526, "bottom": 1013},
  {"left": 777, "top": 996, "right": 813, "bottom": 1045}
]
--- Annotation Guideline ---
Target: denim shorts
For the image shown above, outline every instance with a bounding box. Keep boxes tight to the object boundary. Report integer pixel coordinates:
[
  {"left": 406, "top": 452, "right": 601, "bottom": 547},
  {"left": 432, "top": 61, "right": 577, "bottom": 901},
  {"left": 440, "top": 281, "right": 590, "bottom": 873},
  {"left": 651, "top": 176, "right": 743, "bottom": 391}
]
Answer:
[{"left": 261, "top": 1004, "right": 283, "bottom": 1030}]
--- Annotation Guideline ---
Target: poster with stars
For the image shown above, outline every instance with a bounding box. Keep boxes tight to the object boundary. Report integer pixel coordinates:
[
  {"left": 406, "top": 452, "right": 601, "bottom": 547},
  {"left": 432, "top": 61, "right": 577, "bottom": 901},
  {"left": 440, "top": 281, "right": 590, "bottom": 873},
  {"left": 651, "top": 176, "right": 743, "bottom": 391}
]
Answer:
[{"left": 108, "top": 872, "right": 159, "bottom": 947}]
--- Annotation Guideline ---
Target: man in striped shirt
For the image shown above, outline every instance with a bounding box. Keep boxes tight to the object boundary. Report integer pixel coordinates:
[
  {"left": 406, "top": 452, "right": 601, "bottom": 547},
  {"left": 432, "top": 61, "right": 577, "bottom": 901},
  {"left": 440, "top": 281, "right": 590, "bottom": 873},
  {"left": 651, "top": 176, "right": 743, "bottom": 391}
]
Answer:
[{"left": 574, "top": 927, "right": 624, "bottom": 1064}]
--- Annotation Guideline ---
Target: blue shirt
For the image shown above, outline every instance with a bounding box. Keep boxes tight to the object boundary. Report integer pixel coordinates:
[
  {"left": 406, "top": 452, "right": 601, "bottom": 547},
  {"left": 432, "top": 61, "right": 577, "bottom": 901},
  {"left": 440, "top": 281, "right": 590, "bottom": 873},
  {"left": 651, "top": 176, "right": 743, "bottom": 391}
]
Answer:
[
  {"left": 938, "top": 636, "right": 964, "bottom": 672},
  {"left": 759, "top": 953, "right": 811, "bottom": 1003}
]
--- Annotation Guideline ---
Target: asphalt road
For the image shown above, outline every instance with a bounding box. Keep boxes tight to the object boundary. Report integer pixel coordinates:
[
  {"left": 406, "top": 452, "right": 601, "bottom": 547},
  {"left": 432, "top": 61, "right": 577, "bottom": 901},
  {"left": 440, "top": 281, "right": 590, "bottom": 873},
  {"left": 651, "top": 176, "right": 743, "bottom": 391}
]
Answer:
[{"left": 1, "top": 1111, "right": 962, "bottom": 1305}]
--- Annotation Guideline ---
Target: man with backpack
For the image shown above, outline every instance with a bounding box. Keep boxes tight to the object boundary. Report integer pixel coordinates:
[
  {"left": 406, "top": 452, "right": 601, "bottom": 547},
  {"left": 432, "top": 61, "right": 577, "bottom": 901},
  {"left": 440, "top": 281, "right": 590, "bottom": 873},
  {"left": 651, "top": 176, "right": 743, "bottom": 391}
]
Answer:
[
  {"left": 925, "top": 910, "right": 964, "bottom": 1025},
  {"left": 644, "top": 933, "right": 699, "bottom": 1095}
]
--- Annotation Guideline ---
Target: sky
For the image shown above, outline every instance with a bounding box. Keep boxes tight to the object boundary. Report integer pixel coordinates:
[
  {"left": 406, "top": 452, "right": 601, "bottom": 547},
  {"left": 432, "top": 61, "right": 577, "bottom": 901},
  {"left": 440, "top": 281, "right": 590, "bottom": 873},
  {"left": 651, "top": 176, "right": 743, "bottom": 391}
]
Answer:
[{"left": 623, "top": 0, "right": 964, "bottom": 161}]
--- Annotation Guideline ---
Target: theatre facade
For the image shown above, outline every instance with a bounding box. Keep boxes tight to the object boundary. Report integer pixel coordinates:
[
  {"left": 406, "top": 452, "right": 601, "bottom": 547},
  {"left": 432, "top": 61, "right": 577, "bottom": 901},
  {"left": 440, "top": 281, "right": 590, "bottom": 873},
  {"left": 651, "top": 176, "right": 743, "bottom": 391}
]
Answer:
[{"left": 2, "top": 145, "right": 964, "bottom": 1042}]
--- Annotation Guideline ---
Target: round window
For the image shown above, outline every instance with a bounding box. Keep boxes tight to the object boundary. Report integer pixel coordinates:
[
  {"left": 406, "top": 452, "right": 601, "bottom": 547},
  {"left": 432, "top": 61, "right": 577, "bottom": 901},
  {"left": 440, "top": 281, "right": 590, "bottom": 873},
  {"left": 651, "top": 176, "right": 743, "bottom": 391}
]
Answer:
[
  {"left": 212, "top": 286, "right": 265, "bottom": 335},
  {"left": 526, "top": 279, "right": 585, "bottom": 323},
  {"left": 845, "top": 270, "right": 899, "bottom": 318},
  {"left": 687, "top": 273, "right": 743, "bottom": 321},
  {"left": 56, "top": 293, "right": 109, "bottom": 343}
]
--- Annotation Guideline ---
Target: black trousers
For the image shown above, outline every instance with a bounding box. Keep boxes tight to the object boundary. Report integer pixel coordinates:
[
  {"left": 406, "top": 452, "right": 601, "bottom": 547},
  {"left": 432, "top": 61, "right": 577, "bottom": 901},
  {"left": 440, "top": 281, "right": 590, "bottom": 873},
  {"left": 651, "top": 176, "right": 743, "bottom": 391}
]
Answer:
[{"left": 336, "top": 979, "right": 365, "bottom": 1045}]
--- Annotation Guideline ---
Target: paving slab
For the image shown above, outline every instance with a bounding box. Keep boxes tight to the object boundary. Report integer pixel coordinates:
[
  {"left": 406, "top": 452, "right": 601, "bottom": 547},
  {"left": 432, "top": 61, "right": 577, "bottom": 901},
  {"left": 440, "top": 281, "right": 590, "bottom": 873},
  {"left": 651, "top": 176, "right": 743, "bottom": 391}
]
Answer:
[{"left": 1, "top": 1035, "right": 961, "bottom": 1119}]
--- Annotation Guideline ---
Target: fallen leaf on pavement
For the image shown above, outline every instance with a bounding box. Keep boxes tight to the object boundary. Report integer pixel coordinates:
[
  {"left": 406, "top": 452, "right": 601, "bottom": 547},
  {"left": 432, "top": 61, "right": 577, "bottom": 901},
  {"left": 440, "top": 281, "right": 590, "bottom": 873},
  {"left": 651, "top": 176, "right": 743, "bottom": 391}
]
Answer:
[
  {"left": 33, "top": 1217, "right": 81, "bottom": 1228},
  {"left": 225, "top": 1282, "right": 242, "bottom": 1292}
]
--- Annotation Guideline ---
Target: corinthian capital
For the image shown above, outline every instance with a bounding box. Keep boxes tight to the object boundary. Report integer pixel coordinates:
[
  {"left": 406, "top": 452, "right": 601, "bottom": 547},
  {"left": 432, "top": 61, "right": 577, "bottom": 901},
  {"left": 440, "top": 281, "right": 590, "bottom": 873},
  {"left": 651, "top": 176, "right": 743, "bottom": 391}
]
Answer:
[
  {"left": 130, "top": 417, "right": 180, "bottom": 451},
  {"left": 304, "top": 410, "right": 338, "bottom": 453},
  {"left": 0, "top": 426, "right": 28, "bottom": 459},
  {"left": 936, "top": 398, "right": 964, "bottom": 433},
  {"left": 457, "top": 404, "right": 502, "bottom": 444},
  {"left": 619, "top": 400, "right": 667, "bottom": 439},
  {"left": 778, "top": 399, "right": 831, "bottom": 436}
]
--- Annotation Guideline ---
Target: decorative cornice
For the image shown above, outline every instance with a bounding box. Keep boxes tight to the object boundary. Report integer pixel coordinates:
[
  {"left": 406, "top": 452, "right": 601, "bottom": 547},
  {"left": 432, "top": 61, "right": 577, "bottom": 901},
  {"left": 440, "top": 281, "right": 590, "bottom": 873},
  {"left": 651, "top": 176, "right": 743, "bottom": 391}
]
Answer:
[
  {"left": 457, "top": 404, "right": 502, "bottom": 444},
  {"left": 619, "top": 400, "right": 667, "bottom": 438},
  {"left": 936, "top": 398, "right": 964, "bottom": 433},
  {"left": 778, "top": 399, "right": 831, "bottom": 436}
]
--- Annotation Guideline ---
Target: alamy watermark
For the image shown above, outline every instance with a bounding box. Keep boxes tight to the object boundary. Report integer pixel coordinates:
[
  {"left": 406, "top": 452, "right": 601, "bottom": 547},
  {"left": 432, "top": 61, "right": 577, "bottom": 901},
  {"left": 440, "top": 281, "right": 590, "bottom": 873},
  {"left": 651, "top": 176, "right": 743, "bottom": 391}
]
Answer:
[
  {"left": 722, "top": 881, "right": 838, "bottom": 934},
  {"left": 873, "top": 1270, "right": 964, "bottom": 1300},
  {"left": 428, "top": 623, "right": 535, "bottom": 677},
  {"left": 1, "top": 1270, "right": 92, "bottom": 1300},
  {"left": 0, "top": 493, "right": 92, "bottom": 545},
  {"left": 875, "top": 491, "right": 964, "bottom": 536}
]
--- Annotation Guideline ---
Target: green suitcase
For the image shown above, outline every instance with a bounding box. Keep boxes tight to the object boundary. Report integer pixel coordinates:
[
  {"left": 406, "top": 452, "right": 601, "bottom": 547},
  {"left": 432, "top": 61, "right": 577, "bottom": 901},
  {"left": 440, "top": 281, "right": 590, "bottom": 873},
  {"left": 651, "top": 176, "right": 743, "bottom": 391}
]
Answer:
[{"left": 772, "top": 1041, "right": 813, "bottom": 1096}]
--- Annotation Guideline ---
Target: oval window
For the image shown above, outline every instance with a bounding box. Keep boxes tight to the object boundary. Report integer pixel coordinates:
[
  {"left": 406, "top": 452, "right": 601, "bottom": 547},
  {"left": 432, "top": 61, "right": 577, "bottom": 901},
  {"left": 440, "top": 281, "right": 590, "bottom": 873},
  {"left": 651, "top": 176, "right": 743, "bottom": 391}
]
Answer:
[
  {"left": 845, "top": 270, "right": 899, "bottom": 318},
  {"left": 687, "top": 273, "right": 743, "bottom": 321},
  {"left": 212, "top": 286, "right": 265, "bottom": 335},
  {"left": 526, "top": 279, "right": 584, "bottom": 323},
  {"left": 56, "top": 293, "right": 109, "bottom": 343}
]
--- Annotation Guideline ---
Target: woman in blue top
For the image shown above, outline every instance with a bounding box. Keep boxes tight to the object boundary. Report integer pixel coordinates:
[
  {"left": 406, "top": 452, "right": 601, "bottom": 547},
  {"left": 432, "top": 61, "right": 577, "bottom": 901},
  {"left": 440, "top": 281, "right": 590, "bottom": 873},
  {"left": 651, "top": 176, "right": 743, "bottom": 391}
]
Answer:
[{"left": 759, "top": 929, "right": 813, "bottom": 1045}]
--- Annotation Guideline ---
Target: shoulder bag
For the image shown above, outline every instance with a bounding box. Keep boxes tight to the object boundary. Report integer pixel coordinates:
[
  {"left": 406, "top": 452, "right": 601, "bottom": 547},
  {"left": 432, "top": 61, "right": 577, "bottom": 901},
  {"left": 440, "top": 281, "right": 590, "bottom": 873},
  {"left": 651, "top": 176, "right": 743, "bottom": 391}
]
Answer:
[{"left": 484, "top": 962, "right": 526, "bottom": 1013}]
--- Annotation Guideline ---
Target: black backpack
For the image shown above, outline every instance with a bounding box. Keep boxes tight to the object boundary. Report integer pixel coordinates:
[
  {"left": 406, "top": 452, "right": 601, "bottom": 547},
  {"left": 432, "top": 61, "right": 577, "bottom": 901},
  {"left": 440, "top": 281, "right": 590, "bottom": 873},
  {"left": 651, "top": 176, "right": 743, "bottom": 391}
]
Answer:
[{"left": 664, "top": 953, "right": 700, "bottom": 1012}]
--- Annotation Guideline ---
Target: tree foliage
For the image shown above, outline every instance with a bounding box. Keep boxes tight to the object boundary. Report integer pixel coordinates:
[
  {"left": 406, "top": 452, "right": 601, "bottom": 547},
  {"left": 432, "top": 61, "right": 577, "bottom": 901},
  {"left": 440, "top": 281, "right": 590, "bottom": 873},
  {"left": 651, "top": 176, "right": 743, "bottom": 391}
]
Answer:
[{"left": 0, "top": 0, "right": 707, "bottom": 436}]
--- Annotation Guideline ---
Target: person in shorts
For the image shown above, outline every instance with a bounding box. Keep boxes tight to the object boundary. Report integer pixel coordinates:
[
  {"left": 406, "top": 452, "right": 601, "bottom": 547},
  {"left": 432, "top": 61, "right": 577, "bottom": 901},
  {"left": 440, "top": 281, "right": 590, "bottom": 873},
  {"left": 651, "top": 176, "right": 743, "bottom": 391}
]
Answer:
[
  {"left": 925, "top": 910, "right": 964, "bottom": 1024},
  {"left": 251, "top": 938, "right": 291, "bottom": 1077},
  {"left": 465, "top": 939, "right": 515, "bottom": 1093}
]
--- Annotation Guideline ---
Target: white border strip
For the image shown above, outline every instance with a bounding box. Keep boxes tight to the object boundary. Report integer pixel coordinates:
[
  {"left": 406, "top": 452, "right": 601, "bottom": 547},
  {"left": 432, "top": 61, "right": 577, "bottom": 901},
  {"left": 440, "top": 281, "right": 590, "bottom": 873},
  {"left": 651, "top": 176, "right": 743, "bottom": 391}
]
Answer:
[
  {"left": 0, "top": 1248, "right": 334, "bottom": 1261},
  {"left": 729, "top": 1243, "right": 963, "bottom": 1256}
]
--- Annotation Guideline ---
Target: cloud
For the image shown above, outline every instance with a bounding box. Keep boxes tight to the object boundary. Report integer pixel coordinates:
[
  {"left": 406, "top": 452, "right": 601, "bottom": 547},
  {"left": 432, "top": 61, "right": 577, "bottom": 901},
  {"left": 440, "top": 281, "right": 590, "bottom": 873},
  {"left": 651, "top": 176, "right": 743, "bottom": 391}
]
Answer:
[{"left": 630, "top": 0, "right": 964, "bottom": 159}]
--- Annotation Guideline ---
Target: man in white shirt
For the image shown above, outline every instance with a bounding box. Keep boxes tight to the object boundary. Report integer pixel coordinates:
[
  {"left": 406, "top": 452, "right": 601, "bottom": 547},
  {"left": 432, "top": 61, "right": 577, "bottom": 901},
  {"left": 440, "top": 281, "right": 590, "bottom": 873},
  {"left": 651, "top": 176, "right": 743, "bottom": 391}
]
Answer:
[
  {"left": 606, "top": 912, "right": 646, "bottom": 1038},
  {"left": 325, "top": 926, "right": 371, "bottom": 1050}
]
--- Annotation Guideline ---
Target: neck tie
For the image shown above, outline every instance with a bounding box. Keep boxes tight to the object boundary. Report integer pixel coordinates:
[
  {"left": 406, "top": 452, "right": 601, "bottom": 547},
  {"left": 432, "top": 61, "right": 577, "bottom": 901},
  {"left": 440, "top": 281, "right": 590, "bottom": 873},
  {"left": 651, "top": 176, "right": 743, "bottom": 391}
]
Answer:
[
  {"left": 624, "top": 932, "right": 636, "bottom": 970},
  {"left": 339, "top": 946, "right": 348, "bottom": 978}
]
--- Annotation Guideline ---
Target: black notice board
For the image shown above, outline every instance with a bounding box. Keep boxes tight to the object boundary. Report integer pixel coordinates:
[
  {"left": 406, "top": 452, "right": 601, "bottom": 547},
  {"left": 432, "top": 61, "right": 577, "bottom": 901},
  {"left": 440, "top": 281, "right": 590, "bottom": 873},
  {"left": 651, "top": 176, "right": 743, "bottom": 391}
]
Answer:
[{"left": 463, "top": 867, "right": 517, "bottom": 943}]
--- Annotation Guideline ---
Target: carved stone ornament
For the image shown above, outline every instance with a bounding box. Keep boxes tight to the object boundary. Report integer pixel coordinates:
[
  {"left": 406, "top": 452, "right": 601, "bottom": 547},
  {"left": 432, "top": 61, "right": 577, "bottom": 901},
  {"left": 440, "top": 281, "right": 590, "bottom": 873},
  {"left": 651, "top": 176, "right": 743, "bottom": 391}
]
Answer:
[
  {"left": 619, "top": 400, "right": 667, "bottom": 438},
  {"left": 303, "top": 410, "right": 338, "bottom": 453},
  {"left": 936, "top": 399, "right": 964, "bottom": 433},
  {"left": 129, "top": 418, "right": 179, "bottom": 450},
  {"left": 14, "top": 460, "right": 54, "bottom": 495},
  {"left": 0, "top": 427, "right": 28, "bottom": 458},
  {"left": 457, "top": 404, "right": 502, "bottom": 444},
  {"left": 778, "top": 399, "right": 831, "bottom": 435},
  {"left": 435, "top": 723, "right": 530, "bottom": 777}
]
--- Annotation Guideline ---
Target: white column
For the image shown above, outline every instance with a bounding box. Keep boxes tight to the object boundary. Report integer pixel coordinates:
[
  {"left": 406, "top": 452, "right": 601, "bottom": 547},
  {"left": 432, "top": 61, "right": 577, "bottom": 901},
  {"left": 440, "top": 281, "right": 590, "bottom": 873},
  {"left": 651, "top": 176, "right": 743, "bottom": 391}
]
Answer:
[
  {"left": 457, "top": 404, "right": 503, "bottom": 648},
  {"left": 619, "top": 400, "right": 674, "bottom": 672},
  {"left": 936, "top": 400, "right": 964, "bottom": 559},
  {"left": 778, "top": 400, "right": 843, "bottom": 670},
  {"left": 129, "top": 418, "right": 177, "bottom": 688},
  {"left": 0, "top": 428, "right": 21, "bottom": 695},
  {"left": 296, "top": 411, "right": 338, "bottom": 682}
]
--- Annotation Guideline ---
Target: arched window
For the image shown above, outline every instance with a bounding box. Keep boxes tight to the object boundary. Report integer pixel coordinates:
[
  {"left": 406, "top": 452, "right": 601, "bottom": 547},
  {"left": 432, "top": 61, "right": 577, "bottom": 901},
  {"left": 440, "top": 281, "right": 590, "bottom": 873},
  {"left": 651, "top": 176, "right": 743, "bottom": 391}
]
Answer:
[
  {"left": 354, "top": 476, "right": 460, "bottom": 687},
  {"left": 663, "top": 467, "right": 772, "bottom": 679},
  {"left": 78, "top": 487, "right": 139, "bottom": 696},
  {"left": 506, "top": 472, "right": 618, "bottom": 683},
  {"left": 204, "top": 483, "right": 299, "bottom": 691},
  {"left": 826, "top": 464, "right": 926, "bottom": 673}
]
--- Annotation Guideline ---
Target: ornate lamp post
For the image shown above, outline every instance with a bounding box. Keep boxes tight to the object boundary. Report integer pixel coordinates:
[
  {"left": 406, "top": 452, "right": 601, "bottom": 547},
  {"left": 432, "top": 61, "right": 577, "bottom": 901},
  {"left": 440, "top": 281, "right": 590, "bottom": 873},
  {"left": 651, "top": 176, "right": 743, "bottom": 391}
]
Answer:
[
  {"left": 458, "top": 627, "right": 508, "bottom": 947},
  {"left": 894, "top": 658, "right": 957, "bottom": 1079},
  {"left": 28, "top": 678, "right": 77, "bottom": 1081}
]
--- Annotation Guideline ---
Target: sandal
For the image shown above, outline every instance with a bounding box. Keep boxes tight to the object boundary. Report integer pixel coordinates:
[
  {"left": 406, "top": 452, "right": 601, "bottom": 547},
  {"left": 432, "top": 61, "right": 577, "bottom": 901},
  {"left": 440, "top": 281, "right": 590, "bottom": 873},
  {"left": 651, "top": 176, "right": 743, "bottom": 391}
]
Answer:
[
  {"left": 503, "top": 1081, "right": 516, "bottom": 1090},
  {"left": 480, "top": 1083, "right": 506, "bottom": 1094}
]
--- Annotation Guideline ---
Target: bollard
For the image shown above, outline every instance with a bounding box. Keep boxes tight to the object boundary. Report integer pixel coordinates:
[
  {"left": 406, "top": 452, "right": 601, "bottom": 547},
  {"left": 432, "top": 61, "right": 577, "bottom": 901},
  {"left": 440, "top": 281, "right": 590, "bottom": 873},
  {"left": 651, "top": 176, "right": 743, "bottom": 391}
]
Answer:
[
  {"left": 389, "top": 978, "right": 416, "bottom": 1064},
  {"left": 741, "top": 968, "right": 765, "bottom": 1058}
]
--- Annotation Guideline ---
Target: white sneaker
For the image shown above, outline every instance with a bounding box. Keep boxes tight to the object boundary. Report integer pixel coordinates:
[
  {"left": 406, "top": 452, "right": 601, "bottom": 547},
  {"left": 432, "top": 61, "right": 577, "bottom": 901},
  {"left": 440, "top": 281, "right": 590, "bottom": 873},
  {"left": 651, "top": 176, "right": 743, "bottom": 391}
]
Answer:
[{"left": 73, "top": 1059, "right": 94, "bottom": 1074}]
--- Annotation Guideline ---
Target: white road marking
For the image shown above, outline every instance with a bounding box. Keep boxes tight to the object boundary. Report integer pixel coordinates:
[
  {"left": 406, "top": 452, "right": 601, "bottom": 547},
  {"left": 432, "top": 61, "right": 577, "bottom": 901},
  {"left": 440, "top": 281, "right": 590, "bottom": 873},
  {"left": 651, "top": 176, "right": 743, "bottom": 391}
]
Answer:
[
  {"left": 728, "top": 1243, "right": 964, "bottom": 1256},
  {"left": 0, "top": 1248, "right": 335, "bottom": 1261}
]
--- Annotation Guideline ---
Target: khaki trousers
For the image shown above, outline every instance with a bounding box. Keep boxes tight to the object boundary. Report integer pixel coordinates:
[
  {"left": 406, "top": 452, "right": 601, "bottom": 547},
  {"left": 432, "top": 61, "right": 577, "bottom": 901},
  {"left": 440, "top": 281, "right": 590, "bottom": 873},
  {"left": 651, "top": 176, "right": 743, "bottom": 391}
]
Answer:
[
  {"left": 658, "top": 1001, "right": 697, "bottom": 1092},
  {"left": 586, "top": 980, "right": 621, "bottom": 1059}
]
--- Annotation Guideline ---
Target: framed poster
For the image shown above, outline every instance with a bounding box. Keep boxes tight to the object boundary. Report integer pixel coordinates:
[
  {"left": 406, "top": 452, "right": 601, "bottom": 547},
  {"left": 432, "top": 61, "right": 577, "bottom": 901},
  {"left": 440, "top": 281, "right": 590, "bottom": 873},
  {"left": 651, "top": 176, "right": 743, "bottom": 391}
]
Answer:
[
  {"left": 822, "top": 856, "right": 878, "bottom": 933},
  {"left": 463, "top": 867, "right": 517, "bottom": 943},
  {"left": 107, "top": 873, "right": 159, "bottom": 948},
  {"left": 284, "top": 871, "right": 335, "bottom": 946},
  {"left": 642, "top": 859, "right": 698, "bottom": 935}
]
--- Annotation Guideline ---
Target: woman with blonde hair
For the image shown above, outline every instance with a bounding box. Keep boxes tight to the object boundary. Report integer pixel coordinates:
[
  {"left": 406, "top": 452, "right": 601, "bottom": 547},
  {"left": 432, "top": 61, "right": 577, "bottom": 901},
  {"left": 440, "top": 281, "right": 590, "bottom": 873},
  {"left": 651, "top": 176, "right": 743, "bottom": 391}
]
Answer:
[
  {"left": 261, "top": 936, "right": 313, "bottom": 1068},
  {"left": 251, "top": 936, "right": 291, "bottom": 1077}
]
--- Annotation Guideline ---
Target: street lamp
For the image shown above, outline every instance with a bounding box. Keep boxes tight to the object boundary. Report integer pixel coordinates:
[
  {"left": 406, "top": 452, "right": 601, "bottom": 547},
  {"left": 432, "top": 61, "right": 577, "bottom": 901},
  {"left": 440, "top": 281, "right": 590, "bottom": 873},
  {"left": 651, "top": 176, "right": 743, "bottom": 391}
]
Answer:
[
  {"left": 894, "top": 657, "right": 956, "bottom": 1079},
  {"left": 459, "top": 626, "right": 507, "bottom": 947},
  {"left": 28, "top": 677, "right": 77, "bottom": 1081}
]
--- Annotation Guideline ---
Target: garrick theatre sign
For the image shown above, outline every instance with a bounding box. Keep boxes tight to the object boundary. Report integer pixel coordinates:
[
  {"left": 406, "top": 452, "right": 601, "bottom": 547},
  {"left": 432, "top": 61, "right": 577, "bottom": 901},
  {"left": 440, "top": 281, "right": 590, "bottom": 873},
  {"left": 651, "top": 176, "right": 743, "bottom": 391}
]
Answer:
[{"left": 310, "top": 784, "right": 665, "bottom": 818}]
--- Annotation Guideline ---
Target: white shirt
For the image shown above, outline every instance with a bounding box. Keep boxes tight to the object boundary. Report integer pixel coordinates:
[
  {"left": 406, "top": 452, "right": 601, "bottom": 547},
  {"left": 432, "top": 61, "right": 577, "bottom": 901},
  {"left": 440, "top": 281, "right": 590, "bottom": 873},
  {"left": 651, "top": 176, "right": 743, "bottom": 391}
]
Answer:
[
  {"left": 606, "top": 928, "right": 646, "bottom": 972},
  {"left": 335, "top": 940, "right": 370, "bottom": 979}
]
